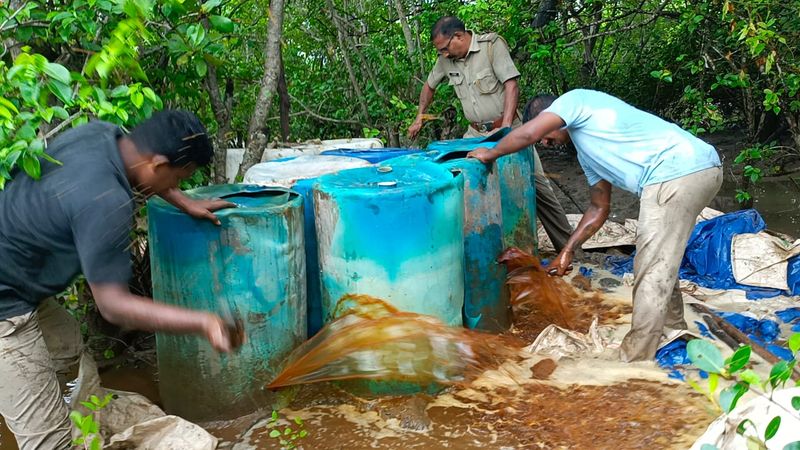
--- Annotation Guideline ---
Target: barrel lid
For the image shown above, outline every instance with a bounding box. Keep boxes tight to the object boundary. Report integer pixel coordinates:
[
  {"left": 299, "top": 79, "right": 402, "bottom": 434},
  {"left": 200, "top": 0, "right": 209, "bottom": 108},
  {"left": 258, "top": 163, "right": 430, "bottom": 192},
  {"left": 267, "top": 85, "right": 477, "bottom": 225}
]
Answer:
[
  {"left": 314, "top": 160, "right": 460, "bottom": 196},
  {"left": 243, "top": 155, "right": 372, "bottom": 188},
  {"left": 148, "top": 184, "right": 301, "bottom": 215}
]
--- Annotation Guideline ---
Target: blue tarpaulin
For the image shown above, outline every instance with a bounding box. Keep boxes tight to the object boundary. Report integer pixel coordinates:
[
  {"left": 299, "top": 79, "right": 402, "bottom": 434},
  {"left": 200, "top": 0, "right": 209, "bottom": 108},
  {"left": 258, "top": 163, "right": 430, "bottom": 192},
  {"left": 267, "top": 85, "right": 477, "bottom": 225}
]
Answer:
[{"left": 603, "top": 209, "right": 800, "bottom": 299}]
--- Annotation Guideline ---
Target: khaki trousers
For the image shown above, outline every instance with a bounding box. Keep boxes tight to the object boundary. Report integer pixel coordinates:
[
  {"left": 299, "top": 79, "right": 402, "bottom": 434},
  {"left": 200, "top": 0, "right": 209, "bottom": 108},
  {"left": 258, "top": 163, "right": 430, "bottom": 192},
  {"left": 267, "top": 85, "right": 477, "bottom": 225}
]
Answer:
[
  {"left": 0, "top": 299, "right": 83, "bottom": 450},
  {"left": 620, "top": 166, "right": 723, "bottom": 361},
  {"left": 465, "top": 123, "right": 573, "bottom": 252}
]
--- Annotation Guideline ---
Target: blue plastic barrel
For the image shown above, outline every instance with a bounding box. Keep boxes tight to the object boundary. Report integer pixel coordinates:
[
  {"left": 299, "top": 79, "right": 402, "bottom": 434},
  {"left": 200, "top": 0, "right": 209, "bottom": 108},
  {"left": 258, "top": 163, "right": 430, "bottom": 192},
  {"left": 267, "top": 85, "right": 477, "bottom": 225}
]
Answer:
[
  {"left": 148, "top": 185, "right": 305, "bottom": 420},
  {"left": 313, "top": 162, "right": 465, "bottom": 326},
  {"left": 426, "top": 130, "right": 538, "bottom": 254},
  {"left": 383, "top": 151, "right": 511, "bottom": 332},
  {"left": 320, "top": 147, "right": 423, "bottom": 163},
  {"left": 436, "top": 153, "right": 511, "bottom": 331},
  {"left": 243, "top": 156, "right": 372, "bottom": 337}
]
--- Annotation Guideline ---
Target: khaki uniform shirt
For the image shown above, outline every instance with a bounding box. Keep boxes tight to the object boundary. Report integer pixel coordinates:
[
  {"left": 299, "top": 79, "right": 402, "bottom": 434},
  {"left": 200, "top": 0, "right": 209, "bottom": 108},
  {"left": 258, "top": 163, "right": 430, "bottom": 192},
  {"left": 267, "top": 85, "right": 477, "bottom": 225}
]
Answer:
[{"left": 426, "top": 31, "right": 521, "bottom": 124}]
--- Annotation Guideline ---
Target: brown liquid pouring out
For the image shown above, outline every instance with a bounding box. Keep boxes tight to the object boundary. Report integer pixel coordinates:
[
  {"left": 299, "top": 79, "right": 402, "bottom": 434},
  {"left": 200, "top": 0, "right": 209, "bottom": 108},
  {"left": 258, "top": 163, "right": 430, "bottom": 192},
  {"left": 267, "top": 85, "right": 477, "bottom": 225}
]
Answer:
[
  {"left": 268, "top": 294, "right": 520, "bottom": 389},
  {"left": 269, "top": 249, "right": 594, "bottom": 390},
  {"left": 497, "top": 247, "right": 576, "bottom": 328}
]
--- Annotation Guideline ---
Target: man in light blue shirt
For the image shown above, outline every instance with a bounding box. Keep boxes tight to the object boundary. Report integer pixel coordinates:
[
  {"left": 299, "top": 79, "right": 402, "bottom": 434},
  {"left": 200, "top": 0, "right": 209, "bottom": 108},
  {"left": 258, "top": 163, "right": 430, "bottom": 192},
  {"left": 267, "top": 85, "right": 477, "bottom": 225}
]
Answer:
[{"left": 469, "top": 89, "right": 723, "bottom": 362}]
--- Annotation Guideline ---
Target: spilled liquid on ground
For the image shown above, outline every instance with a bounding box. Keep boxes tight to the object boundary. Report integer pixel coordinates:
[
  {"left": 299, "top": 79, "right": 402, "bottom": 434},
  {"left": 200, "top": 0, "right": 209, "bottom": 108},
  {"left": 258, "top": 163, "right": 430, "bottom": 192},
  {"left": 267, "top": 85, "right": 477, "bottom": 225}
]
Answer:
[
  {"left": 223, "top": 251, "right": 712, "bottom": 449},
  {"left": 1, "top": 252, "right": 711, "bottom": 449}
]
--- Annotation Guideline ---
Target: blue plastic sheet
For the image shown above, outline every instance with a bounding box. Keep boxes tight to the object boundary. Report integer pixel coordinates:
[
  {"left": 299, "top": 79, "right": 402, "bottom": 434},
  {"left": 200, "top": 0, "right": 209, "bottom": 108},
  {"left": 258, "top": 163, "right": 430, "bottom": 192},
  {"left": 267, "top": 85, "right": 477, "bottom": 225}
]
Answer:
[
  {"left": 656, "top": 339, "right": 691, "bottom": 381},
  {"left": 604, "top": 254, "right": 634, "bottom": 276},
  {"left": 766, "top": 344, "right": 795, "bottom": 361},
  {"left": 776, "top": 308, "right": 800, "bottom": 323},
  {"left": 717, "top": 312, "right": 780, "bottom": 343},
  {"left": 693, "top": 321, "right": 714, "bottom": 339},
  {"left": 656, "top": 339, "right": 713, "bottom": 381},
  {"left": 603, "top": 209, "right": 800, "bottom": 299},
  {"left": 579, "top": 267, "right": 593, "bottom": 277}
]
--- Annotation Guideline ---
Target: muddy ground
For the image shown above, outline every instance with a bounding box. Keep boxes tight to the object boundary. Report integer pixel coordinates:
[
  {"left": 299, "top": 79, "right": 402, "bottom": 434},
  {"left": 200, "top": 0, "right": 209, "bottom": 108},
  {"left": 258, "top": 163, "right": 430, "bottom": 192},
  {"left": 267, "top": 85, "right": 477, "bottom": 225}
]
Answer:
[{"left": 2, "top": 130, "right": 797, "bottom": 449}]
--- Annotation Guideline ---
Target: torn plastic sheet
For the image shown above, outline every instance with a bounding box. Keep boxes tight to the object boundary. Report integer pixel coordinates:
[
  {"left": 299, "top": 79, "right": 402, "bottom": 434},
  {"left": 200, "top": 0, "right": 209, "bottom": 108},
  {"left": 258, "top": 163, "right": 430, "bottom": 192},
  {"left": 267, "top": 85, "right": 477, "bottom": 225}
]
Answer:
[
  {"left": 69, "top": 353, "right": 218, "bottom": 450},
  {"left": 524, "top": 318, "right": 607, "bottom": 357}
]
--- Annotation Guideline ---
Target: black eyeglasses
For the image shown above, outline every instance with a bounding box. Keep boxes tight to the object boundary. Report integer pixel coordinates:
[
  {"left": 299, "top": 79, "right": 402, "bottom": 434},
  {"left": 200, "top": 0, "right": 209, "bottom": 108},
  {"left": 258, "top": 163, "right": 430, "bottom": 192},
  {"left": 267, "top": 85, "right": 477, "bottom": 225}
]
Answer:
[{"left": 437, "top": 34, "right": 455, "bottom": 55}]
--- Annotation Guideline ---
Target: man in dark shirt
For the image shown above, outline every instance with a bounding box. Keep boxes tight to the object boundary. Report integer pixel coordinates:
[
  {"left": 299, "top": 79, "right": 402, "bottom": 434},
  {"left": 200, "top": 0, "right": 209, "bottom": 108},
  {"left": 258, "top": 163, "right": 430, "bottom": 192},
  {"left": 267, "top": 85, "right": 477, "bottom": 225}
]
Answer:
[{"left": 0, "top": 110, "right": 240, "bottom": 449}]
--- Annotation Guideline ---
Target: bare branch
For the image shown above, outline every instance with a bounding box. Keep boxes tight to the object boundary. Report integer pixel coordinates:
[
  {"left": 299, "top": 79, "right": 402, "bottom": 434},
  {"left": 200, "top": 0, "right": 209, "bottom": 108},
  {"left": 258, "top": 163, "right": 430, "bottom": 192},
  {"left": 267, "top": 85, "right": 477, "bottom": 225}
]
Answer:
[{"left": 288, "top": 93, "right": 360, "bottom": 124}]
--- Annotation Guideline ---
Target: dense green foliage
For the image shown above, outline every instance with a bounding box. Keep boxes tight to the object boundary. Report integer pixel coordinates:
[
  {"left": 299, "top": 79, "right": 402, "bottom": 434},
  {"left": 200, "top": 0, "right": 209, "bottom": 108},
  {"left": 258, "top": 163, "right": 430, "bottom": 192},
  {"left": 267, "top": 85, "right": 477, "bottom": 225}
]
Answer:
[{"left": 1, "top": 0, "right": 799, "bottom": 190}]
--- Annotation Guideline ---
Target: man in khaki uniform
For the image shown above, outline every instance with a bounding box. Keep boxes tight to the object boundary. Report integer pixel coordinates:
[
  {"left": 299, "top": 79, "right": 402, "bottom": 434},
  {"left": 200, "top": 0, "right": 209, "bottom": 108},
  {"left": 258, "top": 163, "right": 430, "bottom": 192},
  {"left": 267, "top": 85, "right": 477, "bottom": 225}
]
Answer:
[{"left": 408, "top": 16, "right": 572, "bottom": 252}]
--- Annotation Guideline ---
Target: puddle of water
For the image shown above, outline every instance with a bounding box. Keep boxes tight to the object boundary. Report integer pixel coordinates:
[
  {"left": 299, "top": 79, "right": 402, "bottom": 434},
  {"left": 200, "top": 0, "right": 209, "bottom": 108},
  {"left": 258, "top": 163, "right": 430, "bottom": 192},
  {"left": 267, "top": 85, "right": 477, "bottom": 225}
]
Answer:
[
  {"left": 714, "top": 176, "right": 800, "bottom": 235},
  {"left": 0, "top": 364, "right": 160, "bottom": 450},
  {"left": 0, "top": 417, "right": 14, "bottom": 450}
]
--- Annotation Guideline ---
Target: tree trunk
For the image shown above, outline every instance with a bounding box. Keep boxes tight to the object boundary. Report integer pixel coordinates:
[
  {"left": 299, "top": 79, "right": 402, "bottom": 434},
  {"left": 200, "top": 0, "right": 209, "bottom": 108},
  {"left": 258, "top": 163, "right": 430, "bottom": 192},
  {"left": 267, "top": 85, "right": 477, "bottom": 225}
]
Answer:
[
  {"left": 238, "top": 0, "right": 286, "bottom": 180},
  {"left": 205, "top": 62, "right": 234, "bottom": 184},
  {"left": 277, "top": 51, "right": 290, "bottom": 142},
  {"left": 393, "top": 0, "right": 424, "bottom": 76},
  {"left": 326, "top": 0, "right": 372, "bottom": 126}
]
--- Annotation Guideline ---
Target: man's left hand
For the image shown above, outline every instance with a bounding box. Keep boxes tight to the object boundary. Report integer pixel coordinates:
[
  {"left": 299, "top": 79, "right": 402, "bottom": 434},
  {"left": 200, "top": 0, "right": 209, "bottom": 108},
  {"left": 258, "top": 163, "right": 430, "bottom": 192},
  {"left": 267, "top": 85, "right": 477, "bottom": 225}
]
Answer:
[
  {"left": 467, "top": 147, "right": 497, "bottom": 164},
  {"left": 183, "top": 198, "right": 236, "bottom": 225}
]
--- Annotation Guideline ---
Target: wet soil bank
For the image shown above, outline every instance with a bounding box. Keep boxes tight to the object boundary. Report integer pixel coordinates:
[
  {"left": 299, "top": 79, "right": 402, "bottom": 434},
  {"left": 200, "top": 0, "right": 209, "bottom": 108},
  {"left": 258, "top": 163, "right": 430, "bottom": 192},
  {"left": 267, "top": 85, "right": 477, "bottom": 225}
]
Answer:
[{"left": 539, "top": 130, "right": 800, "bottom": 235}]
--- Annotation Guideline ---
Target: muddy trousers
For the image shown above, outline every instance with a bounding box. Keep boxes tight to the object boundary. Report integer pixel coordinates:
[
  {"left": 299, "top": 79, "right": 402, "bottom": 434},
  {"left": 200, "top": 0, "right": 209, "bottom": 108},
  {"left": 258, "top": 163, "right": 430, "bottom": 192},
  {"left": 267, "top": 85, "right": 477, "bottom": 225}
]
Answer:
[
  {"left": 620, "top": 166, "right": 723, "bottom": 362},
  {"left": 0, "top": 299, "right": 83, "bottom": 449},
  {"left": 532, "top": 149, "right": 572, "bottom": 252}
]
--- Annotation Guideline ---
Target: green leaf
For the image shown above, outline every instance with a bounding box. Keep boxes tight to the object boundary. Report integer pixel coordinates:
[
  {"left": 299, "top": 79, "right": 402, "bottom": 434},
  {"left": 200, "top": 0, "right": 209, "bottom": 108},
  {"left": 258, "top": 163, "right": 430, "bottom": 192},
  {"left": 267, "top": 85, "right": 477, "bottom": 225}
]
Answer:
[
  {"left": 783, "top": 441, "right": 800, "bottom": 450},
  {"left": 769, "top": 361, "right": 792, "bottom": 389},
  {"left": 284, "top": 427, "right": 292, "bottom": 435},
  {"left": 0, "top": 97, "right": 19, "bottom": 114},
  {"left": 269, "top": 429, "right": 281, "bottom": 438},
  {"left": 209, "top": 15, "right": 234, "bottom": 33},
  {"left": 47, "top": 80, "right": 73, "bottom": 105},
  {"left": 293, "top": 417, "right": 303, "bottom": 425},
  {"left": 69, "top": 410, "right": 84, "bottom": 426},
  {"left": 298, "top": 430, "right": 308, "bottom": 438},
  {"left": 687, "top": 339, "right": 726, "bottom": 374},
  {"left": 271, "top": 411, "right": 279, "bottom": 420},
  {"left": 765, "top": 416, "right": 781, "bottom": 441},
  {"left": 788, "top": 334, "right": 800, "bottom": 355},
  {"left": 52, "top": 106, "right": 69, "bottom": 120},
  {"left": 727, "top": 346, "right": 751, "bottom": 373},
  {"left": 131, "top": 91, "right": 144, "bottom": 108},
  {"left": 41, "top": 108, "right": 54, "bottom": 123},
  {"left": 737, "top": 419, "right": 757, "bottom": 435},
  {"left": 194, "top": 58, "right": 207, "bottom": 77},
  {"left": 115, "top": 108, "right": 129, "bottom": 122},
  {"left": 44, "top": 62, "right": 71, "bottom": 85},
  {"left": 142, "top": 87, "right": 157, "bottom": 102},
  {"left": 110, "top": 85, "right": 130, "bottom": 98},
  {"left": 740, "top": 369, "right": 762, "bottom": 386},
  {"left": 39, "top": 152, "right": 61, "bottom": 166},
  {"left": 792, "top": 396, "right": 800, "bottom": 411},
  {"left": 719, "top": 382, "right": 748, "bottom": 413},
  {"left": 186, "top": 24, "right": 206, "bottom": 48},
  {"left": 709, "top": 372, "right": 719, "bottom": 394},
  {"left": 202, "top": 0, "right": 222, "bottom": 11},
  {"left": 16, "top": 124, "right": 36, "bottom": 140},
  {"left": 21, "top": 153, "right": 41, "bottom": 179}
]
